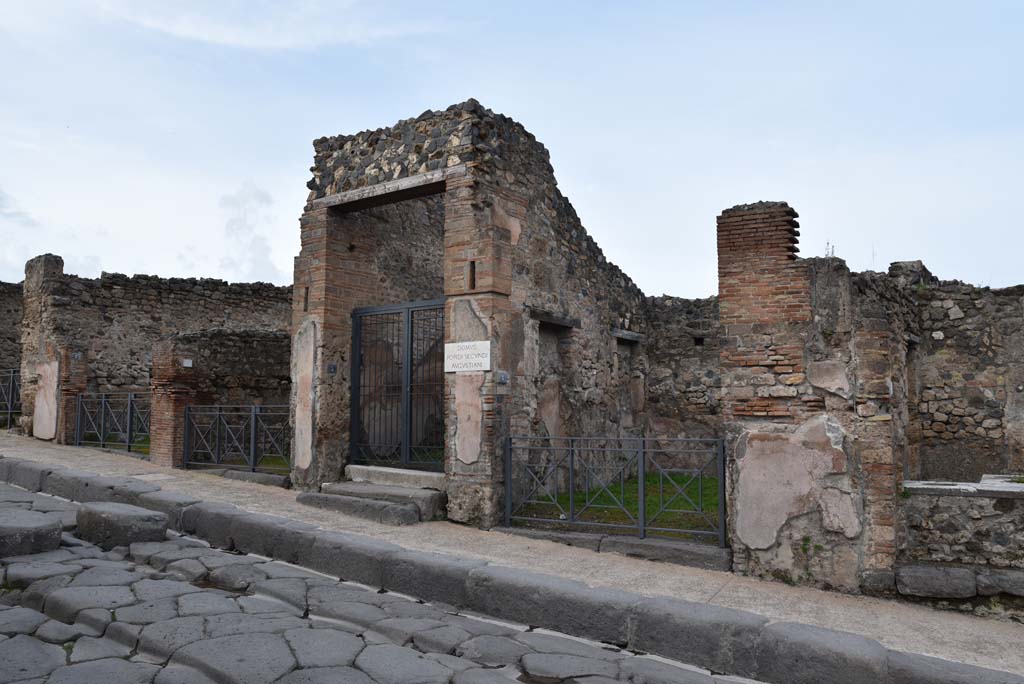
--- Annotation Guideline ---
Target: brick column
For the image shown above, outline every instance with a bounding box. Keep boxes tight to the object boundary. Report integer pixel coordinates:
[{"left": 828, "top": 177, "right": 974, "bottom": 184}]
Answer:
[
  {"left": 442, "top": 173, "right": 520, "bottom": 526},
  {"left": 55, "top": 347, "right": 87, "bottom": 444},
  {"left": 149, "top": 340, "right": 197, "bottom": 468}
]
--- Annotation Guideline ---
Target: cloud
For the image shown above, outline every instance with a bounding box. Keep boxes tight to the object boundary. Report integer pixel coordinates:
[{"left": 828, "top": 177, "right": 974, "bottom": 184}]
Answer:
[
  {"left": 218, "top": 182, "right": 286, "bottom": 283},
  {"left": 0, "top": 188, "right": 39, "bottom": 228},
  {"left": 94, "top": 0, "right": 437, "bottom": 49}
]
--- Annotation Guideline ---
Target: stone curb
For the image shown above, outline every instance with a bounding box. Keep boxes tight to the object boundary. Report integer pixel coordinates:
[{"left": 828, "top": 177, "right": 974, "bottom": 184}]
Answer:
[{"left": 1, "top": 454, "right": 1020, "bottom": 684}]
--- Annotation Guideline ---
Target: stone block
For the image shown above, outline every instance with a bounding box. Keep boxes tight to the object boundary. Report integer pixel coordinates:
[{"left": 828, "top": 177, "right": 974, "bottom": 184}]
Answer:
[
  {"left": 41, "top": 468, "right": 99, "bottom": 502},
  {"left": 221, "top": 470, "right": 291, "bottom": 488},
  {"left": 753, "top": 622, "right": 888, "bottom": 684},
  {"left": 136, "top": 491, "right": 202, "bottom": 530},
  {"left": 76, "top": 503, "right": 169, "bottom": 549},
  {"left": 322, "top": 482, "right": 446, "bottom": 520},
  {"left": 9, "top": 461, "right": 65, "bottom": 492},
  {"left": 178, "top": 501, "right": 246, "bottom": 549},
  {"left": 107, "top": 480, "right": 162, "bottom": 507},
  {"left": 0, "top": 509, "right": 62, "bottom": 558},
  {"left": 976, "top": 568, "right": 1024, "bottom": 598},
  {"left": 382, "top": 550, "right": 488, "bottom": 607},
  {"left": 77, "top": 476, "right": 142, "bottom": 503},
  {"left": 301, "top": 531, "right": 403, "bottom": 586},
  {"left": 296, "top": 492, "right": 420, "bottom": 526},
  {"left": 466, "top": 565, "right": 639, "bottom": 645},
  {"left": 227, "top": 513, "right": 318, "bottom": 560},
  {"left": 629, "top": 597, "right": 766, "bottom": 677},
  {"left": 887, "top": 650, "right": 1024, "bottom": 684},
  {"left": 598, "top": 536, "right": 732, "bottom": 571},
  {"left": 859, "top": 569, "right": 896, "bottom": 595},
  {"left": 895, "top": 565, "right": 976, "bottom": 599},
  {"left": 0, "top": 457, "right": 24, "bottom": 483}
]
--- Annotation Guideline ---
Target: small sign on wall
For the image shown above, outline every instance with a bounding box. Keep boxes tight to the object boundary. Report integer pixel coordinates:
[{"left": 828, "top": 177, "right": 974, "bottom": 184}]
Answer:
[{"left": 444, "top": 341, "right": 491, "bottom": 373}]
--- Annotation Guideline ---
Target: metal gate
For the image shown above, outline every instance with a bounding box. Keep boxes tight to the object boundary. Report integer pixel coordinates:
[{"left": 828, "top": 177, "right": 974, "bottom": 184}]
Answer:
[
  {"left": 184, "top": 405, "right": 290, "bottom": 473},
  {"left": 351, "top": 299, "right": 445, "bottom": 471},
  {"left": 75, "top": 392, "right": 151, "bottom": 453},
  {"left": 1, "top": 370, "right": 19, "bottom": 429}
]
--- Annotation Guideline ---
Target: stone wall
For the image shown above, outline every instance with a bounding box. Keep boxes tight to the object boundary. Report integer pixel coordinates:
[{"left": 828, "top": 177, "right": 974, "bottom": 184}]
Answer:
[
  {"left": 906, "top": 273, "right": 1024, "bottom": 481},
  {"left": 0, "top": 282, "right": 22, "bottom": 373},
  {"left": 895, "top": 479, "right": 1024, "bottom": 614},
  {"left": 19, "top": 254, "right": 292, "bottom": 442}
]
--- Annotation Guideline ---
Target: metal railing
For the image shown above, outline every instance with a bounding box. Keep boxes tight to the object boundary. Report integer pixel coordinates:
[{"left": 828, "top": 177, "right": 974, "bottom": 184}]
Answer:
[
  {"left": 184, "top": 405, "right": 290, "bottom": 473},
  {"left": 504, "top": 435, "right": 727, "bottom": 547},
  {"left": 1, "top": 370, "right": 19, "bottom": 429},
  {"left": 75, "top": 392, "right": 151, "bottom": 453}
]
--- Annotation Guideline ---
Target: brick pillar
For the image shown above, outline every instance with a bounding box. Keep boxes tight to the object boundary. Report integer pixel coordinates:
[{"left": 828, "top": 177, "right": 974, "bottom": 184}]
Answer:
[
  {"left": 442, "top": 173, "right": 519, "bottom": 526},
  {"left": 55, "top": 347, "right": 87, "bottom": 444},
  {"left": 149, "top": 340, "right": 196, "bottom": 468},
  {"left": 19, "top": 254, "right": 65, "bottom": 435},
  {"left": 717, "top": 201, "right": 813, "bottom": 420}
]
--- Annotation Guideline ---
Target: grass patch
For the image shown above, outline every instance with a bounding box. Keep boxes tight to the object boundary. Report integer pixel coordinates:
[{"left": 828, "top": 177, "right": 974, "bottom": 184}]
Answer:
[
  {"left": 517, "top": 470, "right": 720, "bottom": 542},
  {"left": 1011, "top": 476, "right": 1024, "bottom": 484}
]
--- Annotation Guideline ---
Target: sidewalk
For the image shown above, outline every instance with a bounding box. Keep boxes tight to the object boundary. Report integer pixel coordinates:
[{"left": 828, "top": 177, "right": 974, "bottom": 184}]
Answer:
[{"left": 2, "top": 432, "right": 1021, "bottom": 674}]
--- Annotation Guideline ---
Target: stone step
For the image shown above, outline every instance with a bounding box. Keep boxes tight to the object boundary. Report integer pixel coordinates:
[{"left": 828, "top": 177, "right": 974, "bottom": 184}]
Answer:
[
  {"left": 321, "top": 482, "right": 447, "bottom": 521},
  {"left": 344, "top": 464, "right": 446, "bottom": 490},
  {"left": 295, "top": 492, "right": 420, "bottom": 526}
]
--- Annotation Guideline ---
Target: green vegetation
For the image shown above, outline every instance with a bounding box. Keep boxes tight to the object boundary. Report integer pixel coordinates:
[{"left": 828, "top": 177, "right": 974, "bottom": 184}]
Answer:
[
  {"left": 1011, "top": 476, "right": 1024, "bottom": 484},
  {"left": 517, "top": 470, "right": 720, "bottom": 542}
]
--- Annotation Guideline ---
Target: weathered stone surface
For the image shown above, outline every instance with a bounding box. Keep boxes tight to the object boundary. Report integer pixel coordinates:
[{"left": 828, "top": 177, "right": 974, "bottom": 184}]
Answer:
[
  {"left": 178, "top": 592, "right": 239, "bottom": 617},
  {"left": 456, "top": 634, "right": 532, "bottom": 666},
  {"left": 0, "top": 606, "right": 48, "bottom": 635},
  {"left": 302, "top": 531, "right": 402, "bottom": 587},
  {"left": 629, "top": 598, "right": 765, "bottom": 677},
  {"left": 169, "top": 633, "right": 297, "bottom": 684},
  {"left": 115, "top": 598, "right": 179, "bottom": 625},
  {"left": 895, "top": 565, "right": 977, "bottom": 599},
  {"left": 514, "top": 632, "right": 623, "bottom": 661},
  {"left": 0, "top": 633, "right": 67, "bottom": 683},
  {"left": 70, "top": 634, "right": 133, "bottom": 662},
  {"left": 284, "top": 627, "right": 365, "bottom": 668},
  {"left": 354, "top": 644, "right": 453, "bottom": 684},
  {"left": 165, "top": 558, "right": 208, "bottom": 582},
  {"left": 454, "top": 669, "right": 519, "bottom": 684},
  {"left": 133, "top": 579, "right": 204, "bottom": 602},
  {"left": 413, "top": 625, "right": 472, "bottom": 654},
  {"left": 48, "top": 657, "right": 160, "bottom": 684},
  {"left": 886, "top": 650, "right": 1024, "bottom": 684},
  {"left": 596, "top": 537, "right": 732, "bottom": 571},
  {"left": 0, "top": 509, "right": 61, "bottom": 557},
  {"left": 277, "top": 667, "right": 375, "bottom": 684},
  {"left": 466, "top": 565, "right": 639, "bottom": 645},
  {"left": 209, "top": 562, "right": 268, "bottom": 591},
  {"left": 70, "top": 566, "right": 145, "bottom": 587},
  {"left": 619, "top": 657, "right": 715, "bottom": 684},
  {"left": 383, "top": 550, "right": 487, "bottom": 607},
  {"left": 321, "top": 482, "right": 447, "bottom": 521},
  {"left": 753, "top": 622, "right": 888, "bottom": 684},
  {"left": 136, "top": 492, "right": 203, "bottom": 529},
  {"left": 204, "top": 612, "right": 306, "bottom": 638},
  {"left": 77, "top": 503, "right": 169, "bottom": 549},
  {"left": 297, "top": 492, "right": 421, "bottom": 526},
  {"left": 5, "top": 561, "right": 82, "bottom": 588},
  {"left": 520, "top": 653, "right": 619, "bottom": 681},
  {"left": 44, "top": 585, "right": 137, "bottom": 623},
  {"left": 976, "top": 568, "right": 1024, "bottom": 597},
  {"left": 138, "top": 616, "right": 206, "bottom": 662},
  {"left": 34, "top": 618, "right": 87, "bottom": 643},
  {"left": 226, "top": 513, "right": 317, "bottom": 561}
]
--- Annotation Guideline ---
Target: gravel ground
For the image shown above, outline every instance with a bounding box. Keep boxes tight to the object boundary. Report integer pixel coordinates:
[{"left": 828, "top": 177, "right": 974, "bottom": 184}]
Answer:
[{"left": 2, "top": 433, "right": 1022, "bottom": 675}]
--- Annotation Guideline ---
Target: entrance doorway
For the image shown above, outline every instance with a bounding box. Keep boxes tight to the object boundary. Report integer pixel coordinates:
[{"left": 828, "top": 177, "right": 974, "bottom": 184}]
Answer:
[{"left": 350, "top": 299, "right": 445, "bottom": 471}]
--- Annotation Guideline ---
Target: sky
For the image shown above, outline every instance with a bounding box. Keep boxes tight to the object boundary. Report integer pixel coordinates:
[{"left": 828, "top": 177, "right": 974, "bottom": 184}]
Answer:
[{"left": 1, "top": 1, "right": 1021, "bottom": 298}]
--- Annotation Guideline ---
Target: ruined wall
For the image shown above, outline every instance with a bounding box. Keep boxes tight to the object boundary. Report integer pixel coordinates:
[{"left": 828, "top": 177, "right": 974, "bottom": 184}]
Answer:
[
  {"left": 907, "top": 276, "right": 1024, "bottom": 480},
  {"left": 19, "top": 254, "right": 292, "bottom": 441},
  {"left": 895, "top": 479, "right": 1024, "bottom": 614},
  {"left": 0, "top": 282, "right": 22, "bottom": 372},
  {"left": 644, "top": 295, "right": 721, "bottom": 438}
]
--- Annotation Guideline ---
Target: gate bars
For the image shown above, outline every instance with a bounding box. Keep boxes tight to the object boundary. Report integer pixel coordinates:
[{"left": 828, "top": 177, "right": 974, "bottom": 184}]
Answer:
[
  {"left": 75, "top": 392, "right": 151, "bottom": 453},
  {"left": 504, "top": 436, "right": 727, "bottom": 547},
  {"left": 184, "top": 405, "right": 290, "bottom": 473},
  {"left": 0, "top": 370, "right": 19, "bottom": 429},
  {"left": 350, "top": 299, "right": 445, "bottom": 472}
]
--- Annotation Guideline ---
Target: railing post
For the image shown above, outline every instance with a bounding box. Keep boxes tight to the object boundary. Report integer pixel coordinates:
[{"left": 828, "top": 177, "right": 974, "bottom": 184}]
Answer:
[
  {"left": 99, "top": 394, "right": 107, "bottom": 449},
  {"left": 638, "top": 438, "right": 646, "bottom": 539},
  {"left": 568, "top": 438, "right": 575, "bottom": 523},
  {"left": 503, "top": 436, "right": 513, "bottom": 527},
  {"left": 5, "top": 371, "right": 13, "bottom": 428},
  {"left": 74, "top": 394, "right": 82, "bottom": 446},
  {"left": 716, "top": 439, "right": 727, "bottom": 549},
  {"left": 214, "top": 406, "right": 222, "bottom": 465},
  {"left": 249, "top": 405, "right": 258, "bottom": 471},
  {"left": 183, "top": 405, "right": 191, "bottom": 468},
  {"left": 126, "top": 393, "right": 135, "bottom": 453}
]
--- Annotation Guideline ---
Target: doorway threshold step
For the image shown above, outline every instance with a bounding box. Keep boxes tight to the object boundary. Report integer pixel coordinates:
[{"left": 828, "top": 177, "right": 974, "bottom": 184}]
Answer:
[
  {"left": 295, "top": 492, "right": 421, "bottom": 526},
  {"left": 321, "top": 481, "right": 447, "bottom": 521}
]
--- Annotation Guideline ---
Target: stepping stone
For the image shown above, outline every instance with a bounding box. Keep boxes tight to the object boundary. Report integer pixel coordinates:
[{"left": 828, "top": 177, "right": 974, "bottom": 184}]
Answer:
[
  {"left": 284, "top": 627, "right": 365, "bottom": 668},
  {"left": 169, "top": 632, "right": 296, "bottom": 684},
  {"left": 456, "top": 635, "right": 533, "bottom": 666},
  {"left": 0, "top": 606, "right": 48, "bottom": 635},
  {"left": 77, "top": 503, "right": 168, "bottom": 550},
  {"left": 355, "top": 644, "right": 453, "bottom": 684},
  {"left": 521, "top": 653, "right": 620, "bottom": 681},
  {"left": 0, "top": 510, "right": 62, "bottom": 558},
  {"left": 47, "top": 657, "right": 160, "bottom": 684},
  {"left": 0, "top": 634, "right": 66, "bottom": 683},
  {"left": 277, "top": 667, "right": 375, "bottom": 684}
]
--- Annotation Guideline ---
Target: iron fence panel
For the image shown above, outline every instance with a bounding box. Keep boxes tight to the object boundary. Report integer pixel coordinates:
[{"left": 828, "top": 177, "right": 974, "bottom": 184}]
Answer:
[
  {"left": 504, "top": 435, "right": 727, "bottom": 547},
  {"left": 0, "top": 370, "right": 19, "bottom": 430},
  {"left": 184, "top": 405, "right": 290, "bottom": 473},
  {"left": 75, "top": 392, "right": 151, "bottom": 453}
]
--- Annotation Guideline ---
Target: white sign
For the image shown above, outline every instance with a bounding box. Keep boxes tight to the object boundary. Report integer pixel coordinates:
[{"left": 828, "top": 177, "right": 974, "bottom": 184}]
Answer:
[{"left": 445, "top": 341, "right": 491, "bottom": 373}]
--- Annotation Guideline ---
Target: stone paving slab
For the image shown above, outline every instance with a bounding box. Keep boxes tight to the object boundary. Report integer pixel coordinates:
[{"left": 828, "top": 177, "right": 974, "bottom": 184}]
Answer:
[{"left": 1, "top": 436, "right": 1023, "bottom": 678}]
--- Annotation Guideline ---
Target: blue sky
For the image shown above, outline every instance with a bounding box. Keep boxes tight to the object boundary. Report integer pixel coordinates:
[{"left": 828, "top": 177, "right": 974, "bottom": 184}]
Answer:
[{"left": 1, "top": 1, "right": 1021, "bottom": 297}]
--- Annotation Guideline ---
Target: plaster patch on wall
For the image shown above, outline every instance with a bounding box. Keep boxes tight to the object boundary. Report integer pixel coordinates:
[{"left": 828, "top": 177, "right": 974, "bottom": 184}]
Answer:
[
  {"left": 735, "top": 415, "right": 856, "bottom": 550},
  {"left": 455, "top": 372, "right": 484, "bottom": 464},
  {"left": 292, "top": 319, "right": 317, "bottom": 471},
  {"left": 32, "top": 360, "right": 58, "bottom": 440},
  {"left": 807, "top": 360, "right": 851, "bottom": 399}
]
